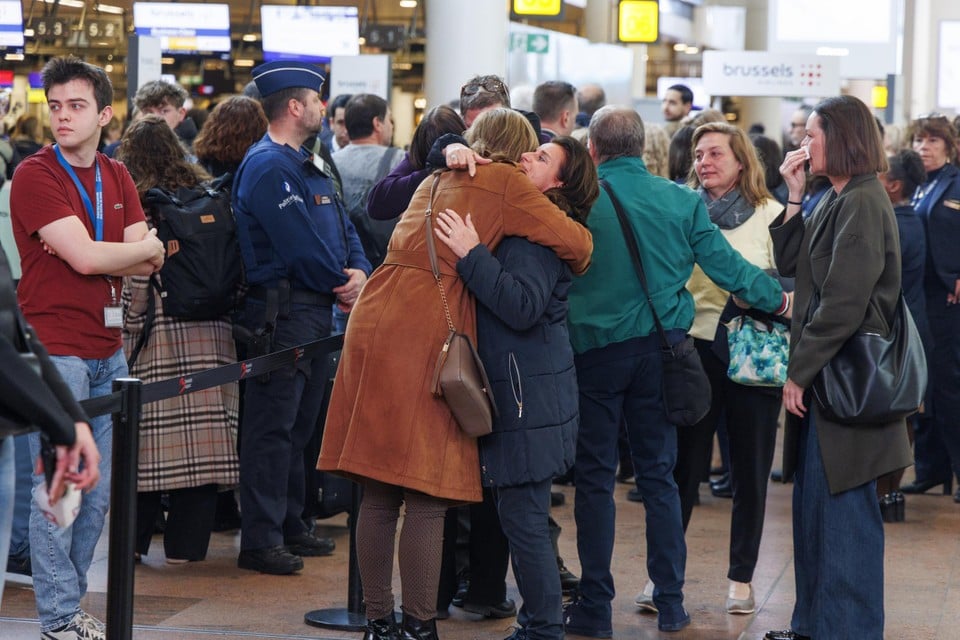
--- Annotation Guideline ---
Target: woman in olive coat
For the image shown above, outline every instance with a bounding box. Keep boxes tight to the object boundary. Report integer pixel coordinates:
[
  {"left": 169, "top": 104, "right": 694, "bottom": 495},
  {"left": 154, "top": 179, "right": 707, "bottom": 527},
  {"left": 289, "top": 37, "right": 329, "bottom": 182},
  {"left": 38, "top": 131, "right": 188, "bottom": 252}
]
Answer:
[{"left": 766, "top": 96, "right": 912, "bottom": 640}]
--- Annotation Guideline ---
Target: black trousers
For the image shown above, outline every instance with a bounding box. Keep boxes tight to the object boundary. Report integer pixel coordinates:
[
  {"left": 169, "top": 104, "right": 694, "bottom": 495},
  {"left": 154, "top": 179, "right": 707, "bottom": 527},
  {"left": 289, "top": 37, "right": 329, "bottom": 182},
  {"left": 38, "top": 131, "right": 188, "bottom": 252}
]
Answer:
[
  {"left": 136, "top": 484, "right": 218, "bottom": 560},
  {"left": 238, "top": 303, "right": 331, "bottom": 550},
  {"left": 674, "top": 338, "right": 781, "bottom": 583},
  {"left": 924, "top": 291, "right": 960, "bottom": 481},
  {"left": 464, "top": 487, "right": 510, "bottom": 605}
]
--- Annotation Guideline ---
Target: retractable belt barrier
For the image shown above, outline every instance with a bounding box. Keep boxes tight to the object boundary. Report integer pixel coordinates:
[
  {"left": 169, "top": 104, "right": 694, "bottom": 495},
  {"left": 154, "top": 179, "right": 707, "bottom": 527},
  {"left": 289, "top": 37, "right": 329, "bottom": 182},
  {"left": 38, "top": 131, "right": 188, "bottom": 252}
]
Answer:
[
  {"left": 79, "top": 334, "right": 344, "bottom": 418},
  {"left": 76, "top": 334, "right": 348, "bottom": 640}
]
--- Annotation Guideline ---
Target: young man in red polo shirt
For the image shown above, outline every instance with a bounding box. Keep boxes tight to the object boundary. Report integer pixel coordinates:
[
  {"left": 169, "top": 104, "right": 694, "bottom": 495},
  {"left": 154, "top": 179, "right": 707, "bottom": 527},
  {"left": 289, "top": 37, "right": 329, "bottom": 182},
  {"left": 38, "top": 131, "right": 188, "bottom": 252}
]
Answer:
[{"left": 11, "top": 56, "right": 164, "bottom": 640}]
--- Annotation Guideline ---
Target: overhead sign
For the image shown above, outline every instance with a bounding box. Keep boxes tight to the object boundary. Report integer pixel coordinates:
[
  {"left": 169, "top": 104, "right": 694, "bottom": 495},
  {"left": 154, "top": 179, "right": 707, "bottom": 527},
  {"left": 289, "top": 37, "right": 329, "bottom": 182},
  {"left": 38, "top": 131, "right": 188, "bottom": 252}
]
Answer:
[
  {"left": 512, "top": 0, "right": 562, "bottom": 16},
  {"left": 133, "top": 2, "right": 231, "bottom": 54},
  {"left": 0, "top": 0, "right": 24, "bottom": 48},
  {"left": 261, "top": 5, "right": 359, "bottom": 63},
  {"left": 329, "top": 55, "right": 391, "bottom": 100},
  {"left": 702, "top": 51, "right": 840, "bottom": 97},
  {"left": 362, "top": 24, "right": 406, "bottom": 51},
  {"left": 618, "top": 0, "right": 658, "bottom": 44}
]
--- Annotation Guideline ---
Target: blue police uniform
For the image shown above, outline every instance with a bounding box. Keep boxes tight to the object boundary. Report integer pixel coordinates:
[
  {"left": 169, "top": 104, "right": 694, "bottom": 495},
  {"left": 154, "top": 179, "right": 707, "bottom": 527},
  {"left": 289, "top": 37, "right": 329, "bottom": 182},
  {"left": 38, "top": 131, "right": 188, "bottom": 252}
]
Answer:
[
  {"left": 232, "top": 60, "right": 371, "bottom": 573},
  {"left": 234, "top": 135, "right": 366, "bottom": 292}
]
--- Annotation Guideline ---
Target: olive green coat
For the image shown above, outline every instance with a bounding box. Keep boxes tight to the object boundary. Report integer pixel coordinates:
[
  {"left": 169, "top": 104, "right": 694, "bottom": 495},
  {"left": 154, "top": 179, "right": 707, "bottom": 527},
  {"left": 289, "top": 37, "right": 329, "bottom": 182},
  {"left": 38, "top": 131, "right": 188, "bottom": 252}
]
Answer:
[{"left": 771, "top": 173, "right": 913, "bottom": 494}]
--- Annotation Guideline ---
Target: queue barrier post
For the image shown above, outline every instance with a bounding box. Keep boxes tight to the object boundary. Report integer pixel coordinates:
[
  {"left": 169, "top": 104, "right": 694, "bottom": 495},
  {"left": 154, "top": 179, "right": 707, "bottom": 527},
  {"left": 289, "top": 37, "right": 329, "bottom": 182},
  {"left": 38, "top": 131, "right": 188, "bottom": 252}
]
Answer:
[
  {"left": 105, "top": 378, "right": 141, "bottom": 640},
  {"left": 304, "top": 480, "right": 366, "bottom": 632}
]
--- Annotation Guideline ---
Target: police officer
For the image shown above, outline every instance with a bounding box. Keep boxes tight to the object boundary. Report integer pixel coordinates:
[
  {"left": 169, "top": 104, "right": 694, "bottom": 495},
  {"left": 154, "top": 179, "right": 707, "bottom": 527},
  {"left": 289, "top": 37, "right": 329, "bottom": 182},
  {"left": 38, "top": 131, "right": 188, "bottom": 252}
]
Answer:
[{"left": 233, "top": 60, "right": 371, "bottom": 575}]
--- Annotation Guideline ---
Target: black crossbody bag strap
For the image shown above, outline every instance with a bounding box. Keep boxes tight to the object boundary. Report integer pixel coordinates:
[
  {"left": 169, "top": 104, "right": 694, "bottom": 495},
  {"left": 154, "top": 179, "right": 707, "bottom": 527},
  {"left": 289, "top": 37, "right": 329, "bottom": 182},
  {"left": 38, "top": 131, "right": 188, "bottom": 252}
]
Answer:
[{"left": 599, "top": 179, "right": 672, "bottom": 351}]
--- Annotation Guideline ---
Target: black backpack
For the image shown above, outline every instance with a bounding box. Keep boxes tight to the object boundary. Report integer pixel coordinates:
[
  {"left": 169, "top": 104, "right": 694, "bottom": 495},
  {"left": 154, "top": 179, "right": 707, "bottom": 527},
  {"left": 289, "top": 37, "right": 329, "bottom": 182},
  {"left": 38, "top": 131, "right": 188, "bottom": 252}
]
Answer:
[
  {"left": 145, "top": 174, "right": 241, "bottom": 320},
  {"left": 128, "top": 174, "right": 241, "bottom": 367}
]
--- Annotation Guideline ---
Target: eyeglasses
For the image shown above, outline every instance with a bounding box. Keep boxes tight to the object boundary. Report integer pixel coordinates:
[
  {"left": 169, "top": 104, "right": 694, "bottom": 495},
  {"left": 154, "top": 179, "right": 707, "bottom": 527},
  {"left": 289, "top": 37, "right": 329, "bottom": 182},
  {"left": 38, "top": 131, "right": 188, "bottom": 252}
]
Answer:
[
  {"left": 789, "top": 122, "right": 806, "bottom": 129},
  {"left": 916, "top": 112, "right": 949, "bottom": 122},
  {"left": 461, "top": 78, "right": 507, "bottom": 99}
]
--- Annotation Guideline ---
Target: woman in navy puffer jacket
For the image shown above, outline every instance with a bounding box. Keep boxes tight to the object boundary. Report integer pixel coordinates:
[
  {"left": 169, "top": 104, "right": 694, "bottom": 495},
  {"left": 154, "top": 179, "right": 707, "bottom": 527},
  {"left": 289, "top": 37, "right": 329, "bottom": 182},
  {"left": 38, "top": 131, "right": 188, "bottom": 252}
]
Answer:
[{"left": 435, "top": 135, "right": 598, "bottom": 640}]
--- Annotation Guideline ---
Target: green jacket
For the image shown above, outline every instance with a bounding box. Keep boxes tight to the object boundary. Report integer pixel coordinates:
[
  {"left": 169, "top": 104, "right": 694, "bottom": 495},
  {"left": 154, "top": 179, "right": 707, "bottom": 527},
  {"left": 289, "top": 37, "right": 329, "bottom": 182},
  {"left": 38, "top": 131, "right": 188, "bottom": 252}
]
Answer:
[{"left": 568, "top": 156, "right": 783, "bottom": 355}]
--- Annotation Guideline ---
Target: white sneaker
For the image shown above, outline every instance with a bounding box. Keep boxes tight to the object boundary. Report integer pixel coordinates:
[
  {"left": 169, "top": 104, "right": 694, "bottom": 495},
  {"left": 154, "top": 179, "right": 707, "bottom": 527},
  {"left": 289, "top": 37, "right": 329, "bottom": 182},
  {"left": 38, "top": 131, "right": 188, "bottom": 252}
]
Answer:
[
  {"left": 78, "top": 612, "right": 105, "bottom": 633},
  {"left": 634, "top": 579, "right": 658, "bottom": 613},
  {"left": 40, "top": 611, "right": 105, "bottom": 640}
]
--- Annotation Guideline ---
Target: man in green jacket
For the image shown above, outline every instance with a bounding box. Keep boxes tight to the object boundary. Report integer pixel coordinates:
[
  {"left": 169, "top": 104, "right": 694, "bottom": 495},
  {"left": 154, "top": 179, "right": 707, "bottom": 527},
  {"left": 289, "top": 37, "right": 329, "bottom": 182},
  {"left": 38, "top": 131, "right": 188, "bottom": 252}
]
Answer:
[{"left": 563, "top": 106, "right": 788, "bottom": 635}]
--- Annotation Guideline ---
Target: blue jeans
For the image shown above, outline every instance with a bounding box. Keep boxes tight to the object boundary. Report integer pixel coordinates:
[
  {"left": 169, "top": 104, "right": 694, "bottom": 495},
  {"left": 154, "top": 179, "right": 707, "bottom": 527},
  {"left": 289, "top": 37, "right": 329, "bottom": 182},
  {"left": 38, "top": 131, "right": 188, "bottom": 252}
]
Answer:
[
  {"left": 791, "top": 411, "right": 884, "bottom": 639},
  {"left": 8, "top": 433, "right": 34, "bottom": 560},
  {"left": 28, "top": 348, "right": 125, "bottom": 631},
  {"left": 495, "top": 479, "right": 561, "bottom": 640},
  {"left": 0, "top": 436, "right": 14, "bottom": 611},
  {"left": 573, "top": 334, "right": 687, "bottom": 627},
  {"left": 331, "top": 306, "right": 348, "bottom": 335}
]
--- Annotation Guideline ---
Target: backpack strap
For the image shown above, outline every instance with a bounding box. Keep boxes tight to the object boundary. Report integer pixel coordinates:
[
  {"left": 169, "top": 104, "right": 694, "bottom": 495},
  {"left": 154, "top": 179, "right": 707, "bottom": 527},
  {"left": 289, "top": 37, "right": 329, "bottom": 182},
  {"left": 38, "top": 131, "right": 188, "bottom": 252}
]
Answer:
[
  {"left": 374, "top": 147, "right": 402, "bottom": 184},
  {"left": 126, "top": 278, "right": 160, "bottom": 369}
]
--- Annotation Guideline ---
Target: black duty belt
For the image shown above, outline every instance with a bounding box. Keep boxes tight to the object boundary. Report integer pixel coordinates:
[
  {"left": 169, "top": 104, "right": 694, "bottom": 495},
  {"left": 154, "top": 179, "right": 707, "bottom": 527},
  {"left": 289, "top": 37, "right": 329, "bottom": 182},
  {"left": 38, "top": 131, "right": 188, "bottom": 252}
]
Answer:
[{"left": 246, "top": 285, "right": 336, "bottom": 308}]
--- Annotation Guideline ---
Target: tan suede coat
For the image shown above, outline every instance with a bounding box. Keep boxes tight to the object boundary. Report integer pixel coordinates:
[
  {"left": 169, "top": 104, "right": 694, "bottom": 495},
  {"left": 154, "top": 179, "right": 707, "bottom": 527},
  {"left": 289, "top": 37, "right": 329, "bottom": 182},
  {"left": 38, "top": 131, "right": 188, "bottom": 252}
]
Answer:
[{"left": 318, "top": 164, "right": 593, "bottom": 502}]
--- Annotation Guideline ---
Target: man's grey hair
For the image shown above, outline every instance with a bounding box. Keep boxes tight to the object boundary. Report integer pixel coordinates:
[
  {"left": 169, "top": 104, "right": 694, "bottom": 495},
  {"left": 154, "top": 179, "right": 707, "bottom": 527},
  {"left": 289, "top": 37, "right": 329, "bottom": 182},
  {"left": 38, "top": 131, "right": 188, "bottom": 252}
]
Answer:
[{"left": 588, "top": 106, "right": 645, "bottom": 163}]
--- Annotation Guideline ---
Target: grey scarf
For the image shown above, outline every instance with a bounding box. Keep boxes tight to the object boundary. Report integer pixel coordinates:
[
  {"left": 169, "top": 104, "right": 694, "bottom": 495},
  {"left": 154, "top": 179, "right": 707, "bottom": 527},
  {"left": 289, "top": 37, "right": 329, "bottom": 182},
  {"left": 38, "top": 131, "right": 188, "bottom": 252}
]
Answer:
[{"left": 699, "top": 186, "right": 755, "bottom": 229}]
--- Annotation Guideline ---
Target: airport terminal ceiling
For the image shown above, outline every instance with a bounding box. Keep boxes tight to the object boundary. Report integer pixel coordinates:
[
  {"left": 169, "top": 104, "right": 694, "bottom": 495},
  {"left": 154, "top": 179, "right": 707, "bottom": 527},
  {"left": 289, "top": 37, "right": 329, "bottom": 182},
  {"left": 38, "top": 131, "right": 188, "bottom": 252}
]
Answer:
[
  {"left": 10, "top": 0, "right": 595, "bottom": 98},
  {"left": 13, "top": 0, "right": 590, "bottom": 62}
]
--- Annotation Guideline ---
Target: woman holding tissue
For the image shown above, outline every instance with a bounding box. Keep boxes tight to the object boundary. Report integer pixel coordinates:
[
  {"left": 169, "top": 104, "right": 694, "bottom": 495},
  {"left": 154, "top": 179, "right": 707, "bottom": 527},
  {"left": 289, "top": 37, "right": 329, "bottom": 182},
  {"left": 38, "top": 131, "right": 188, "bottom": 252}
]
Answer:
[{"left": 765, "top": 96, "right": 912, "bottom": 640}]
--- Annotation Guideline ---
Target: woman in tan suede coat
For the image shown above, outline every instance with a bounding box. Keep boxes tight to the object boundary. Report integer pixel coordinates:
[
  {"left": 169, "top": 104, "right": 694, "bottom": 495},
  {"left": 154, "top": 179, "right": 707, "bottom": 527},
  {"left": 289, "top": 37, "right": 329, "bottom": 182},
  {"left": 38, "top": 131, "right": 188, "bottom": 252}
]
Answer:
[{"left": 318, "top": 109, "right": 592, "bottom": 640}]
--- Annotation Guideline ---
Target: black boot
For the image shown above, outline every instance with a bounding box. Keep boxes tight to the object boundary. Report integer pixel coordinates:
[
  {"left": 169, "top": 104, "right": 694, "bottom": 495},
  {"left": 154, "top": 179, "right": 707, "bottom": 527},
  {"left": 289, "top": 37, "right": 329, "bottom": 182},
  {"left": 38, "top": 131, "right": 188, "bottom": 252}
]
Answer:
[
  {"left": 401, "top": 613, "right": 438, "bottom": 640},
  {"left": 364, "top": 615, "right": 399, "bottom": 640},
  {"left": 879, "top": 494, "right": 897, "bottom": 523}
]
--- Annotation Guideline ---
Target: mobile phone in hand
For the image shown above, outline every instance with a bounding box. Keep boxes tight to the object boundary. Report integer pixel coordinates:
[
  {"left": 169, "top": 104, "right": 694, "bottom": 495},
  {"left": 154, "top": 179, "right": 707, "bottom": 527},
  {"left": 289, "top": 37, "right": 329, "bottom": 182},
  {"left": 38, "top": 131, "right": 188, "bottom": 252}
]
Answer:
[{"left": 40, "top": 436, "right": 57, "bottom": 488}]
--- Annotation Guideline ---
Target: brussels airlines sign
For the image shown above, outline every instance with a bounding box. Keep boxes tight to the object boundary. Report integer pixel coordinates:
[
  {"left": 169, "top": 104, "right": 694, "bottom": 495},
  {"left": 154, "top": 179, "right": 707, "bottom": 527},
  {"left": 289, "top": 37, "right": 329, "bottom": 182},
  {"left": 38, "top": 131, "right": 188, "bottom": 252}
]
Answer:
[{"left": 703, "top": 51, "right": 840, "bottom": 97}]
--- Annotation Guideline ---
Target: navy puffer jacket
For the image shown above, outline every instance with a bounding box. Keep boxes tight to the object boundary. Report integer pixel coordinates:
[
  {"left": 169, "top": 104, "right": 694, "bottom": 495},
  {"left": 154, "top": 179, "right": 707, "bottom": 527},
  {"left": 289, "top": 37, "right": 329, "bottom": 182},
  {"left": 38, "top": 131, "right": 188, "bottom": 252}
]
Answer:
[{"left": 456, "top": 237, "right": 578, "bottom": 488}]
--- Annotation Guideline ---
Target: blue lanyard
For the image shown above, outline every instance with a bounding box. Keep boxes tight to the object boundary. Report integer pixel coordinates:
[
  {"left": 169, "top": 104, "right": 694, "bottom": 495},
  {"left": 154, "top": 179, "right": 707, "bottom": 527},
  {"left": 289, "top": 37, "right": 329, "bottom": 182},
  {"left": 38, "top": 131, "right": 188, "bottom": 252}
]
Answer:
[{"left": 54, "top": 144, "right": 103, "bottom": 241}]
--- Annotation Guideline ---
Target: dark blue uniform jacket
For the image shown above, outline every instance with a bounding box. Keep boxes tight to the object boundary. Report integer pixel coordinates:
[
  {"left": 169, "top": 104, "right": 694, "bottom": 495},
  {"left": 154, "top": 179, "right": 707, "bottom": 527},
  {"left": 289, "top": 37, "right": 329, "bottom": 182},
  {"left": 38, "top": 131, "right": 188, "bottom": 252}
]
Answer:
[
  {"left": 233, "top": 134, "right": 370, "bottom": 292},
  {"left": 915, "top": 163, "right": 960, "bottom": 294}
]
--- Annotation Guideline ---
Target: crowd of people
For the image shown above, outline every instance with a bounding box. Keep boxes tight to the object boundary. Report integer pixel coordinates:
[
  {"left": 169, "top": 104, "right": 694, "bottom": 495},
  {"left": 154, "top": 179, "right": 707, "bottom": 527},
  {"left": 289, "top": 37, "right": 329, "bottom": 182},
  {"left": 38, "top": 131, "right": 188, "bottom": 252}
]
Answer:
[{"left": 0, "top": 54, "right": 956, "bottom": 640}]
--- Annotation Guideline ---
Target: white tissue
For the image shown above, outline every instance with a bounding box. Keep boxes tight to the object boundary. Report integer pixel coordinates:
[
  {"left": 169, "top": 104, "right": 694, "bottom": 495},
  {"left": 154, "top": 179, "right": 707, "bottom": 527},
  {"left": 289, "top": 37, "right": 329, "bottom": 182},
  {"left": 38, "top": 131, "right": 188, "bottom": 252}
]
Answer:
[{"left": 34, "top": 481, "right": 82, "bottom": 528}]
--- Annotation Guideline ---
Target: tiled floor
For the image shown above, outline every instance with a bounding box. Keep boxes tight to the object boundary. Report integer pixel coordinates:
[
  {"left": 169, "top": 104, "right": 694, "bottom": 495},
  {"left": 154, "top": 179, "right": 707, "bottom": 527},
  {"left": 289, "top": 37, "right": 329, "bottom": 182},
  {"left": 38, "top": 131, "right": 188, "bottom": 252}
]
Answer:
[{"left": 3, "top": 472, "right": 959, "bottom": 639}]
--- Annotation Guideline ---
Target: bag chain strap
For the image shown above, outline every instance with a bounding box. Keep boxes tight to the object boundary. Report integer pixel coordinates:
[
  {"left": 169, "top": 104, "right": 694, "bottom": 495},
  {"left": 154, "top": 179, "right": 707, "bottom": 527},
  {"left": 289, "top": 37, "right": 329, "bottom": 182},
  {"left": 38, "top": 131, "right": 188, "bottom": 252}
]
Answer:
[{"left": 424, "top": 173, "right": 456, "bottom": 334}]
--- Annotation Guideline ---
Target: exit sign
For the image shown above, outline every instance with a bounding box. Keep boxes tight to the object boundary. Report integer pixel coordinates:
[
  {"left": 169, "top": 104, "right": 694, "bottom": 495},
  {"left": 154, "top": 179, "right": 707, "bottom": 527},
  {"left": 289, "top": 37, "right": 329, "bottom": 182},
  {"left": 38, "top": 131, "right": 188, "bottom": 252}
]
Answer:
[{"left": 512, "top": 0, "right": 563, "bottom": 19}]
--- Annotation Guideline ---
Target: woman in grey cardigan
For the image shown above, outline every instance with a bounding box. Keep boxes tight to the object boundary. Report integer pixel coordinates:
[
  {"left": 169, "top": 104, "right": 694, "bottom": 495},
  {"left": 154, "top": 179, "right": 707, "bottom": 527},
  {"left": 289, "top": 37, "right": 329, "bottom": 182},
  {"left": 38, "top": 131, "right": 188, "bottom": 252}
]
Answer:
[{"left": 764, "top": 96, "right": 913, "bottom": 640}]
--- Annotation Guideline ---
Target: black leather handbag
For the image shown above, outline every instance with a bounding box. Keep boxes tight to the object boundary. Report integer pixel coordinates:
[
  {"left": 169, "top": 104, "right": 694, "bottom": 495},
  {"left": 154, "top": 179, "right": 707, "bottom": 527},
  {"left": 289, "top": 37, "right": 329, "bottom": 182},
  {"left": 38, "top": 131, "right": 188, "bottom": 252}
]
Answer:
[
  {"left": 601, "top": 181, "right": 711, "bottom": 427},
  {"left": 811, "top": 292, "right": 927, "bottom": 424}
]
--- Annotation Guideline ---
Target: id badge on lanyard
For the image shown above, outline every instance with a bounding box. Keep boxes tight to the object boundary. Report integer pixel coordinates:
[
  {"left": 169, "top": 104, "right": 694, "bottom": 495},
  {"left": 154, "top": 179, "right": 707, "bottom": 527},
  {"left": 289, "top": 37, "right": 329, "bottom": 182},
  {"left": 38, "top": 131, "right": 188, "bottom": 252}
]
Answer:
[
  {"left": 103, "top": 278, "right": 122, "bottom": 327},
  {"left": 54, "top": 145, "right": 118, "bottom": 327}
]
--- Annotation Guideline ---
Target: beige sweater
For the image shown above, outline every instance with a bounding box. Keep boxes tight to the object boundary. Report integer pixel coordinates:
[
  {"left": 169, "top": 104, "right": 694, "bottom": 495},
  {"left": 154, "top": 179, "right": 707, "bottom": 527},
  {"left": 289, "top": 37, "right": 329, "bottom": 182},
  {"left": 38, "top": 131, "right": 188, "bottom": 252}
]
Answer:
[{"left": 686, "top": 197, "right": 783, "bottom": 341}]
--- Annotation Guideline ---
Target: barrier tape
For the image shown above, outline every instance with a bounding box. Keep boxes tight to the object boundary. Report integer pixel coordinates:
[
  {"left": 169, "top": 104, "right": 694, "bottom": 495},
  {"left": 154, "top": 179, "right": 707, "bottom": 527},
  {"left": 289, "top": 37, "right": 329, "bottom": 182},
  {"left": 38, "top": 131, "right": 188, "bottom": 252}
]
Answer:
[{"left": 79, "top": 334, "right": 344, "bottom": 418}]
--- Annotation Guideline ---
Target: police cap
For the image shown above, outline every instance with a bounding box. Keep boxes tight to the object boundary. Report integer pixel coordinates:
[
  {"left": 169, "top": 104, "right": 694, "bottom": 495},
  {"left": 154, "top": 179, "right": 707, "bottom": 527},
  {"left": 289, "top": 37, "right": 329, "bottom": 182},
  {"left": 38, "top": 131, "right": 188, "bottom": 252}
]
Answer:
[{"left": 252, "top": 60, "right": 326, "bottom": 97}]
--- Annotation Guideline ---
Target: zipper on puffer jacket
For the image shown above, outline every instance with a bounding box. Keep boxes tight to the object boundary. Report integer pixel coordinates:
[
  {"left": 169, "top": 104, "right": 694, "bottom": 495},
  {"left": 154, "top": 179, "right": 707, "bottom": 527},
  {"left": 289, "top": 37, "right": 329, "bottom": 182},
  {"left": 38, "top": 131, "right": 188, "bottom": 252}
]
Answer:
[{"left": 508, "top": 352, "right": 523, "bottom": 418}]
